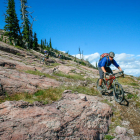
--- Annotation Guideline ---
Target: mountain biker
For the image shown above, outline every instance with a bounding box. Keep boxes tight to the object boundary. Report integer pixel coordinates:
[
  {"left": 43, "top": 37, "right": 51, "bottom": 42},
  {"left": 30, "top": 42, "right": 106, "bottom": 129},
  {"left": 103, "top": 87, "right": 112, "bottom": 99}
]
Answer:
[
  {"left": 44, "top": 50, "right": 49, "bottom": 59},
  {"left": 98, "top": 52, "right": 123, "bottom": 90}
]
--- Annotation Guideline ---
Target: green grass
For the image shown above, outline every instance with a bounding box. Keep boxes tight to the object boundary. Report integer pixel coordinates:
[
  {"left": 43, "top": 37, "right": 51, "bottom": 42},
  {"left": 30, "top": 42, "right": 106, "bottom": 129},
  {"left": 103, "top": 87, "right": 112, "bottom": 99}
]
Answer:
[
  {"left": 65, "top": 85, "right": 99, "bottom": 96},
  {"left": 136, "top": 101, "right": 140, "bottom": 108},
  {"left": 0, "top": 92, "right": 25, "bottom": 103},
  {"left": 25, "top": 70, "right": 56, "bottom": 79},
  {"left": 32, "top": 87, "right": 64, "bottom": 103},
  {"left": 0, "top": 86, "right": 65, "bottom": 104},
  {"left": 25, "top": 70, "right": 86, "bottom": 81},
  {"left": 118, "top": 77, "right": 139, "bottom": 86},
  {"left": 48, "top": 63, "right": 60, "bottom": 68},
  {"left": 101, "top": 99, "right": 113, "bottom": 106},
  {"left": 104, "top": 135, "right": 115, "bottom": 140},
  {"left": 16, "top": 53, "right": 20, "bottom": 56},
  {"left": 85, "top": 77, "right": 98, "bottom": 84},
  {"left": 14, "top": 45, "right": 23, "bottom": 50},
  {"left": 137, "top": 76, "right": 140, "bottom": 80},
  {"left": 127, "top": 93, "right": 139, "bottom": 100},
  {"left": 129, "top": 83, "right": 139, "bottom": 86},
  {"left": 127, "top": 93, "right": 134, "bottom": 99},
  {"left": 0, "top": 85, "right": 99, "bottom": 104},
  {"left": 54, "top": 72, "right": 85, "bottom": 81},
  {"left": 128, "top": 94, "right": 140, "bottom": 108}
]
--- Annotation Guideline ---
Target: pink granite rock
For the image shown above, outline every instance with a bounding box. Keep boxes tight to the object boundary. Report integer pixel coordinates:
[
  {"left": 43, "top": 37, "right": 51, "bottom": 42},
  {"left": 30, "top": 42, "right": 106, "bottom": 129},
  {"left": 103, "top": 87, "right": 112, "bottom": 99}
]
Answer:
[
  {"left": 0, "top": 92, "right": 112, "bottom": 139},
  {"left": 0, "top": 66, "right": 60, "bottom": 94}
]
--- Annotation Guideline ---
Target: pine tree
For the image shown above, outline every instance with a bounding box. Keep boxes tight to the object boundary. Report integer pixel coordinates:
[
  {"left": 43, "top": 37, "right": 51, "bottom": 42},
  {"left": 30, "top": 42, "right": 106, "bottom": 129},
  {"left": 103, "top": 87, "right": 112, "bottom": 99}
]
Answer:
[
  {"left": 20, "top": 0, "right": 32, "bottom": 49},
  {"left": 22, "top": 18, "right": 30, "bottom": 47},
  {"left": 29, "top": 27, "right": 33, "bottom": 49},
  {"left": 45, "top": 39, "right": 47, "bottom": 46},
  {"left": 96, "top": 62, "right": 98, "bottom": 69},
  {"left": 40, "top": 39, "right": 43, "bottom": 52},
  {"left": 43, "top": 40, "right": 45, "bottom": 50},
  {"left": 33, "top": 32, "right": 38, "bottom": 50},
  {"left": 4, "top": 0, "right": 20, "bottom": 44},
  {"left": 46, "top": 42, "right": 49, "bottom": 50},
  {"left": 49, "top": 38, "right": 52, "bottom": 50}
]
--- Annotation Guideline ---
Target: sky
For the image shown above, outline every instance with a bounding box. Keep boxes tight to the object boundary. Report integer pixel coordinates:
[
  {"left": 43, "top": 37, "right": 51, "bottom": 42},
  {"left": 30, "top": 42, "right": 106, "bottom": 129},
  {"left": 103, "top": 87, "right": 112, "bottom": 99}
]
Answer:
[{"left": 0, "top": 0, "right": 140, "bottom": 76}]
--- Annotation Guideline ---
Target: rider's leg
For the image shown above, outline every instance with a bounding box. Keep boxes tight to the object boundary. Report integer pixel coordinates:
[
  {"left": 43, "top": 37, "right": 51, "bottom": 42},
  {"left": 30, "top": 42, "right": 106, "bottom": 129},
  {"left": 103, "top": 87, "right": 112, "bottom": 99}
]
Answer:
[
  {"left": 98, "top": 66, "right": 104, "bottom": 88},
  {"left": 99, "top": 79, "right": 103, "bottom": 86},
  {"left": 106, "top": 67, "right": 113, "bottom": 87}
]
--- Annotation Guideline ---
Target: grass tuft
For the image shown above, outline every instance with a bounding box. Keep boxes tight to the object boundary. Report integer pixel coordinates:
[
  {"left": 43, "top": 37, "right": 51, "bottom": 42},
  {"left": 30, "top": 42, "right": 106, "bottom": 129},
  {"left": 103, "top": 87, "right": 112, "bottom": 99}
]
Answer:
[
  {"left": 25, "top": 70, "right": 56, "bottom": 79},
  {"left": 118, "top": 77, "right": 139, "bottom": 86},
  {"left": 104, "top": 135, "right": 115, "bottom": 140},
  {"left": 54, "top": 72, "right": 85, "bottom": 81},
  {"left": 65, "top": 85, "right": 99, "bottom": 96}
]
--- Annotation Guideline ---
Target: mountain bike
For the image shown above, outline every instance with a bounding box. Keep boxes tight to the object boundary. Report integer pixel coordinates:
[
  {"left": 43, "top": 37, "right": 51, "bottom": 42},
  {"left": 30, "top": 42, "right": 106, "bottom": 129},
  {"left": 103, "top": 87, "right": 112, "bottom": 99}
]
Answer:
[
  {"left": 97, "top": 71, "right": 124, "bottom": 103},
  {"left": 40, "top": 55, "right": 49, "bottom": 65}
]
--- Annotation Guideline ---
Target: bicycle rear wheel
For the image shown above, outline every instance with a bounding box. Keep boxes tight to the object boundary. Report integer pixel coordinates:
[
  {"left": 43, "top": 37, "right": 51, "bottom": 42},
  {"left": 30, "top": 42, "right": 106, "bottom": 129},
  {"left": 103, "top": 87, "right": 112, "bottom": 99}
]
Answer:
[
  {"left": 45, "top": 59, "right": 50, "bottom": 65},
  {"left": 113, "top": 82, "right": 124, "bottom": 103},
  {"left": 96, "top": 79, "right": 107, "bottom": 94}
]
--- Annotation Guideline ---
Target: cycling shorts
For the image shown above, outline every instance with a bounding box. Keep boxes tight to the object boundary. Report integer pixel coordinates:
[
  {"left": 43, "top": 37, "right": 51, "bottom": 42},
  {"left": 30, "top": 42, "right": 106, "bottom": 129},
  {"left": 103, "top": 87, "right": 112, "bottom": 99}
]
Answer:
[{"left": 98, "top": 66, "right": 113, "bottom": 79}]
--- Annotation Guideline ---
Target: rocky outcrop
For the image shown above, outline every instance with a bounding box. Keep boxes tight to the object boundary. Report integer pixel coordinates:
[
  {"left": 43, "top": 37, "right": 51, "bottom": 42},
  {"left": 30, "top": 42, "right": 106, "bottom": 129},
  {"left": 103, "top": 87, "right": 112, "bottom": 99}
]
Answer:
[
  {"left": 0, "top": 66, "right": 60, "bottom": 95},
  {"left": 0, "top": 41, "right": 26, "bottom": 56},
  {"left": 0, "top": 91, "right": 112, "bottom": 140}
]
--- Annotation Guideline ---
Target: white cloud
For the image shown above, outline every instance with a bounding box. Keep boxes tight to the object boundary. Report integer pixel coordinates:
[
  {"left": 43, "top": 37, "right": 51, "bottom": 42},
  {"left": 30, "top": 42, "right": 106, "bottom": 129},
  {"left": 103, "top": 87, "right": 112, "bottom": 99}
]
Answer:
[
  {"left": 60, "top": 50, "right": 66, "bottom": 53},
  {"left": 83, "top": 53, "right": 100, "bottom": 63},
  {"left": 123, "top": 69, "right": 140, "bottom": 77},
  {"left": 73, "top": 52, "right": 140, "bottom": 77},
  {"left": 74, "top": 52, "right": 100, "bottom": 63}
]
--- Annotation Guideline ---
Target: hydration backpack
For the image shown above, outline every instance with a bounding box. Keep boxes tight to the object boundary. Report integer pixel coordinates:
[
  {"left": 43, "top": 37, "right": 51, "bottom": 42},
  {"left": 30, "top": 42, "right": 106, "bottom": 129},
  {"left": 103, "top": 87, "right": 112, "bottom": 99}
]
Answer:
[{"left": 99, "top": 53, "right": 109, "bottom": 61}]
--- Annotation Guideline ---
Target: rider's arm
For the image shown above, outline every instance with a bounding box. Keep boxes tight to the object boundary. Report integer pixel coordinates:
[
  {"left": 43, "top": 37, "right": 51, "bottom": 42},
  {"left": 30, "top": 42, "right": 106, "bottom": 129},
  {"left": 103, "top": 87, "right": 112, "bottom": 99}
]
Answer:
[
  {"left": 112, "top": 60, "right": 122, "bottom": 71},
  {"left": 118, "top": 66, "right": 122, "bottom": 71},
  {"left": 101, "top": 66, "right": 106, "bottom": 73},
  {"left": 112, "top": 59, "right": 119, "bottom": 68}
]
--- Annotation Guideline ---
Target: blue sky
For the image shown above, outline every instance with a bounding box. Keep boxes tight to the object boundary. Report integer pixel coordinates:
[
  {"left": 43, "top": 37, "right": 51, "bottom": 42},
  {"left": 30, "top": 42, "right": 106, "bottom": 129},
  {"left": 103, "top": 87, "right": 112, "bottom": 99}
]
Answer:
[{"left": 0, "top": 0, "right": 140, "bottom": 76}]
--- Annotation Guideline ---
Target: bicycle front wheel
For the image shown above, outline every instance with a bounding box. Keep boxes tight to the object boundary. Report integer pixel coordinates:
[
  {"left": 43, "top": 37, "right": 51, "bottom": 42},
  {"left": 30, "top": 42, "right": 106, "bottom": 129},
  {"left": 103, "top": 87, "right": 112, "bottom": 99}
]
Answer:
[{"left": 113, "top": 82, "right": 124, "bottom": 103}]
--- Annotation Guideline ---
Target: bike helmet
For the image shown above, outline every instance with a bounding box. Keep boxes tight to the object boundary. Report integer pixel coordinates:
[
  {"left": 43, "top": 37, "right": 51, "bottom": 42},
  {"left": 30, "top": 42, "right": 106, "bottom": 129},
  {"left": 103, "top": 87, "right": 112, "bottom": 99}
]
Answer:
[
  {"left": 44, "top": 50, "right": 47, "bottom": 53},
  {"left": 109, "top": 52, "right": 115, "bottom": 58}
]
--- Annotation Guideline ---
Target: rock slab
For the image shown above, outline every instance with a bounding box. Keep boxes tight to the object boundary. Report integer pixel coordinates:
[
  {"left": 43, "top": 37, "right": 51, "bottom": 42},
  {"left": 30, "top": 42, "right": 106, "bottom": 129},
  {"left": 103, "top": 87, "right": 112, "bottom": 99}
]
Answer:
[{"left": 0, "top": 91, "right": 112, "bottom": 140}]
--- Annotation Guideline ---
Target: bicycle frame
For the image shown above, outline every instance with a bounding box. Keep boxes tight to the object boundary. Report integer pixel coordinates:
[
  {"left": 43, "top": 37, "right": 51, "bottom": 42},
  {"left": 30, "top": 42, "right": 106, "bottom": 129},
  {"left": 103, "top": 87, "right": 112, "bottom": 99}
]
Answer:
[
  {"left": 104, "top": 71, "right": 124, "bottom": 90},
  {"left": 104, "top": 75, "right": 116, "bottom": 90}
]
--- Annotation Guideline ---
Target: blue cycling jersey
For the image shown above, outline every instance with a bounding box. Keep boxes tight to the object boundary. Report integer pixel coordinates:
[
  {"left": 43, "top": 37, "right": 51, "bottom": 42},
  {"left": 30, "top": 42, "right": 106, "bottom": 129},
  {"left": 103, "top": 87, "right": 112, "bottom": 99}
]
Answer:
[{"left": 98, "top": 57, "right": 119, "bottom": 68}]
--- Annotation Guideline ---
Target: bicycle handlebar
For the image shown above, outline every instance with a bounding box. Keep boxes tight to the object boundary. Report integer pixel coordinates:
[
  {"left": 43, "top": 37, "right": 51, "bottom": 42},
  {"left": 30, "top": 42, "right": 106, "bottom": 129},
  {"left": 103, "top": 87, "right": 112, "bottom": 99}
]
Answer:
[{"left": 105, "top": 71, "right": 124, "bottom": 78}]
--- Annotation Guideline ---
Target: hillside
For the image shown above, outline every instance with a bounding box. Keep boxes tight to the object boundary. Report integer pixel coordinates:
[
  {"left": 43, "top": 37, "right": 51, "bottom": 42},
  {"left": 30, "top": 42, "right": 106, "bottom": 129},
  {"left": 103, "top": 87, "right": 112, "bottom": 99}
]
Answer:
[{"left": 0, "top": 39, "right": 140, "bottom": 140}]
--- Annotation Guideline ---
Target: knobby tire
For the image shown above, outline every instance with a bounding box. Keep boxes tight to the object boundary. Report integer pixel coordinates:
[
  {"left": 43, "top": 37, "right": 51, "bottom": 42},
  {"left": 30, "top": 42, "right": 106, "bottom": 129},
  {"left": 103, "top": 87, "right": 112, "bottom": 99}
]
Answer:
[{"left": 113, "top": 82, "right": 124, "bottom": 103}]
